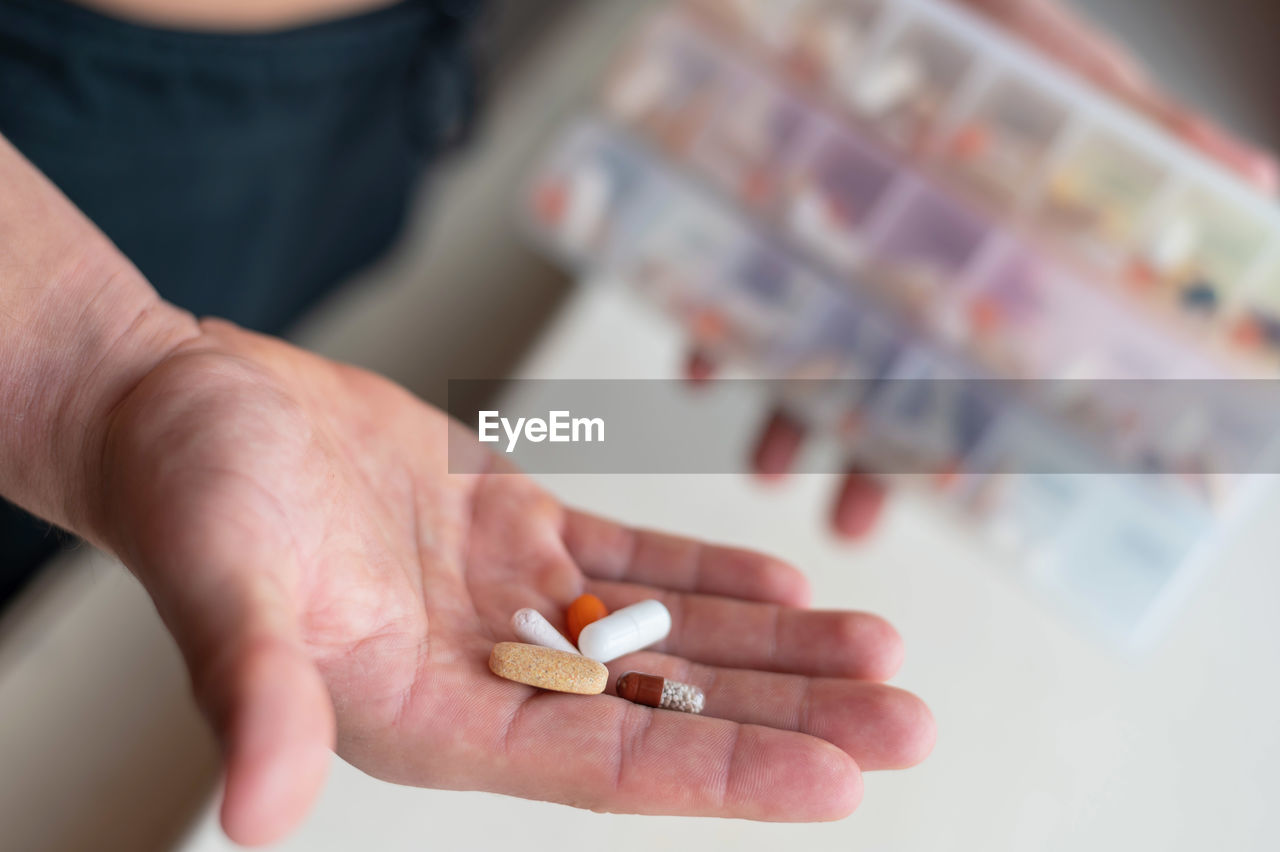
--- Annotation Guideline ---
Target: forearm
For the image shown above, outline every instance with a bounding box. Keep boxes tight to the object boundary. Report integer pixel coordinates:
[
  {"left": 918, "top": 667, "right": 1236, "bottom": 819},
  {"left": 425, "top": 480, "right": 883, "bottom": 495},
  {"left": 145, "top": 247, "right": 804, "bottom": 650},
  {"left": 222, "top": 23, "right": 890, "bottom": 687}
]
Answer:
[{"left": 0, "top": 132, "right": 200, "bottom": 542}]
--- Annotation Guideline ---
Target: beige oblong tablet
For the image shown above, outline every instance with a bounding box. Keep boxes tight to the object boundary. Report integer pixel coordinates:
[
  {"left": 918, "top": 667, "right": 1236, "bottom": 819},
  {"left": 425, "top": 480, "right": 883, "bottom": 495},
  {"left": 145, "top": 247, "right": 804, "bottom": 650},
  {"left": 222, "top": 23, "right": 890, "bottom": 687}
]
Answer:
[{"left": 488, "top": 642, "right": 608, "bottom": 695}]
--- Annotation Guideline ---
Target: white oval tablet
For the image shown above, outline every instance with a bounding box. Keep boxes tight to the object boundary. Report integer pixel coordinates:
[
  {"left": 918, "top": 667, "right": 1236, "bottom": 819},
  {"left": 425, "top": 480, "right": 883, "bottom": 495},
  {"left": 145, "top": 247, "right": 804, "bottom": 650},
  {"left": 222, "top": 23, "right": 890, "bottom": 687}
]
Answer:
[
  {"left": 576, "top": 599, "right": 671, "bottom": 662},
  {"left": 510, "top": 608, "right": 579, "bottom": 655}
]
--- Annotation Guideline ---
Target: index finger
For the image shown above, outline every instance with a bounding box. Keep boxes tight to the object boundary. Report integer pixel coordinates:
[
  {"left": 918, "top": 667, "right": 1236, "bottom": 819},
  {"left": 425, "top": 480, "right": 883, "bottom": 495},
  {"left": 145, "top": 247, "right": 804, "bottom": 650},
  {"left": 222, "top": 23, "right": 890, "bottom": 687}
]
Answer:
[{"left": 563, "top": 509, "right": 812, "bottom": 607}]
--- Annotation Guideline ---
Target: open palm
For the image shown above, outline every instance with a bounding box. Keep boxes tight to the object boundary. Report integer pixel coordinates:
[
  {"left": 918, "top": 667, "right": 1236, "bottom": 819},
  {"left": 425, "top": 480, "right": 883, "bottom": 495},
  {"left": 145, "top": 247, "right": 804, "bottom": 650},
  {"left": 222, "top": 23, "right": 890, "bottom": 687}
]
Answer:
[{"left": 96, "top": 320, "right": 932, "bottom": 845}]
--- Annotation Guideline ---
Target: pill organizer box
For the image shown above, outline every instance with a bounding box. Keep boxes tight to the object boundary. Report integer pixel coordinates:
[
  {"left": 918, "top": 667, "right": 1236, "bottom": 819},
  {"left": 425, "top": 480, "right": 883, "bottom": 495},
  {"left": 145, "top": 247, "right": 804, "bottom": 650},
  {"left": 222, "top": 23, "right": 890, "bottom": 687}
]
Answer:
[{"left": 520, "top": 0, "right": 1280, "bottom": 649}]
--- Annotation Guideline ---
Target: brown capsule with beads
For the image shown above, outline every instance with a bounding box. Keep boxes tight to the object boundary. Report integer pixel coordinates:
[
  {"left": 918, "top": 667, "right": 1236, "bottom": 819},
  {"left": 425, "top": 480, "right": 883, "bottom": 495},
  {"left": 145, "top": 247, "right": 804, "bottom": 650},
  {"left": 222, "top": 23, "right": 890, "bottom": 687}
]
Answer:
[{"left": 616, "top": 671, "right": 705, "bottom": 714}]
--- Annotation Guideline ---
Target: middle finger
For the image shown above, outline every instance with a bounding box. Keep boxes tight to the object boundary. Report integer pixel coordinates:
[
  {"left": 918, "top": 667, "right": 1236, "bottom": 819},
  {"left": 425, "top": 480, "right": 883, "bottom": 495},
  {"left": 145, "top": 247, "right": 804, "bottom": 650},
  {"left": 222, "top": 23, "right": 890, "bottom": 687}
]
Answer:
[
  {"left": 586, "top": 579, "right": 903, "bottom": 681},
  {"left": 606, "top": 651, "right": 935, "bottom": 771}
]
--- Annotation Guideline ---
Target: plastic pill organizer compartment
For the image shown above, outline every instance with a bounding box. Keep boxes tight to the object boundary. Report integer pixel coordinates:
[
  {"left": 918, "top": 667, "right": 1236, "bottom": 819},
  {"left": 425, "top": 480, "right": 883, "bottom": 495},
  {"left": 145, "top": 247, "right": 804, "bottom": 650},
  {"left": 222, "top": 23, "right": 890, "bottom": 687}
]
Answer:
[{"left": 521, "top": 0, "right": 1280, "bottom": 649}]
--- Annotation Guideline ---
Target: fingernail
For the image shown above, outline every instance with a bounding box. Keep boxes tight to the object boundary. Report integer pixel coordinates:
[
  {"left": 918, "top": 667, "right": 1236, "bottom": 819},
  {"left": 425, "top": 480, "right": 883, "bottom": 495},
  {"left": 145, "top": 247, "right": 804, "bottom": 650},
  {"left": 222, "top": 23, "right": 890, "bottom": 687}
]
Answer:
[
  {"left": 1188, "top": 119, "right": 1279, "bottom": 194},
  {"left": 1237, "top": 150, "right": 1280, "bottom": 195},
  {"left": 832, "top": 470, "right": 886, "bottom": 540},
  {"left": 685, "top": 350, "right": 716, "bottom": 384},
  {"left": 752, "top": 411, "right": 805, "bottom": 479},
  {"left": 1255, "top": 162, "right": 1278, "bottom": 194}
]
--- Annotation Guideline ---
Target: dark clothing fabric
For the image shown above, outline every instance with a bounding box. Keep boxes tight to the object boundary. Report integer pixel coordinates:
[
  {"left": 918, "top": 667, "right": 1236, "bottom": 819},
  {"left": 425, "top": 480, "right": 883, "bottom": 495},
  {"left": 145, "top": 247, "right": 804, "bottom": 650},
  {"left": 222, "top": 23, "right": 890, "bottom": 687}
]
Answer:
[{"left": 0, "top": 0, "right": 480, "bottom": 604}]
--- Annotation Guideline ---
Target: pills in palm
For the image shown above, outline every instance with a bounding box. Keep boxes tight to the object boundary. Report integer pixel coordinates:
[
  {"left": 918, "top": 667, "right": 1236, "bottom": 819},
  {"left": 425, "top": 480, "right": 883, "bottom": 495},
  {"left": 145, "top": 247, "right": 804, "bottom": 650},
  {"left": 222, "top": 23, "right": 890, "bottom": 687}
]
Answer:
[
  {"left": 616, "top": 671, "right": 705, "bottom": 714},
  {"left": 565, "top": 593, "right": 609, "bottom": 645},
  {"left": 510, "top": 608, "right": 579, "bottom": 654},
  {"left": 489, "top": 642, "right": 608, "bottom": 695},
  {"left": 577, "top": 599, "right": 671, "bottom": 662}
]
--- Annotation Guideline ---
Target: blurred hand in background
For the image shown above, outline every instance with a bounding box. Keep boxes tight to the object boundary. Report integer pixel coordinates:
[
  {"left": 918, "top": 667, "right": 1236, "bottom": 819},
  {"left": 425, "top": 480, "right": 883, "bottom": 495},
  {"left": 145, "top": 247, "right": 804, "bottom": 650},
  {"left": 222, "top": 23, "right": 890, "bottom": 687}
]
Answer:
[{"left": 689, "top": 0, "right": 1278, "bottom": 540}]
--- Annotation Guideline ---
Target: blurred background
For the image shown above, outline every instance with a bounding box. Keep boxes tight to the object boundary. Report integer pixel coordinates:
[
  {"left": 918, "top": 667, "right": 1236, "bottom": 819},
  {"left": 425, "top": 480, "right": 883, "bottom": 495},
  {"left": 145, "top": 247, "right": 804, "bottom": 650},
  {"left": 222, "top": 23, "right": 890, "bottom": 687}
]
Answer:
[{"left": 3, "top": 0, "right": 1280, "bottom": 849}]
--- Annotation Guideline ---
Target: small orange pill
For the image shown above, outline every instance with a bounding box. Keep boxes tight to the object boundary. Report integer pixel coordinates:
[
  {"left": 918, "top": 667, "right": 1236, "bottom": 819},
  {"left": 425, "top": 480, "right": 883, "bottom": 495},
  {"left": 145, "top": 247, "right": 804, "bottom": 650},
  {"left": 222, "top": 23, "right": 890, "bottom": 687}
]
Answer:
[{"left": 565, "top": 593, "right": 609, "bottom": 646}]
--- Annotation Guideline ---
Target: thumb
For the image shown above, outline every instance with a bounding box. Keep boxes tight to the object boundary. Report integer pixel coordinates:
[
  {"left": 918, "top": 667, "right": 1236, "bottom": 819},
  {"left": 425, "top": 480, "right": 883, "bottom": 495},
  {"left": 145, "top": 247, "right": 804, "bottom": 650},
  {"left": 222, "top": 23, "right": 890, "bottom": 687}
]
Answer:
[
  {"left": 133, "top": 539, "right": 335, "bottom": 846},
  {"left": 199, "top": 618, "right": 335, "bottom": 845},
  {"left": 975, "top": 0, "right": 1277, "bottom": 191}
]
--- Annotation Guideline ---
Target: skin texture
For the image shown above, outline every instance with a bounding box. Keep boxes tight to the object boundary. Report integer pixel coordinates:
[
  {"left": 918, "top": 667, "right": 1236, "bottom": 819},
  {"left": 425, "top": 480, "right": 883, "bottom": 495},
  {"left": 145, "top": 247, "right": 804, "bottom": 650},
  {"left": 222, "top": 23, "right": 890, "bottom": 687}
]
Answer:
[
  {"left": 0, "top": 0, "right": 1272, "bottom": 846},
  {"left": 697, "top": 0, "right": 1279, "bottom": 538},
  {"left": 93, "top": 320, "right": 929, "bottom": 843},
  {"left": 0, "top": 130, "right": 925, "bottom": 845}
]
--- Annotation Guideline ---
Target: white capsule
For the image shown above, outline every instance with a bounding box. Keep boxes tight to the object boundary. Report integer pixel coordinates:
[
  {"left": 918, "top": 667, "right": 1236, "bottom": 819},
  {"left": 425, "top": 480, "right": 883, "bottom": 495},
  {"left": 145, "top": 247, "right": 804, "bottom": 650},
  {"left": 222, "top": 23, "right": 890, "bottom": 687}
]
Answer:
[
  {"left": 510, "top": 608, "right": 579, "bottom": 655},
  {"left": 577, "top": 599, "right": 672, "bottom": 662}
]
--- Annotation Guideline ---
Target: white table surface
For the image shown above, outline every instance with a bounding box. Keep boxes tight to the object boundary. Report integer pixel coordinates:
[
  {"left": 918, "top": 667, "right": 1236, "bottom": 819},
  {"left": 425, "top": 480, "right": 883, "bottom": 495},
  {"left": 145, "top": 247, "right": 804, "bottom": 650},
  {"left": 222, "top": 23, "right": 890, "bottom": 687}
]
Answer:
[
  {"left": 5, "top": 0, "right": 1280, "bottom": 846},
  {"left": 174, "top": 282, "right": 1280, "bottom": 852}
]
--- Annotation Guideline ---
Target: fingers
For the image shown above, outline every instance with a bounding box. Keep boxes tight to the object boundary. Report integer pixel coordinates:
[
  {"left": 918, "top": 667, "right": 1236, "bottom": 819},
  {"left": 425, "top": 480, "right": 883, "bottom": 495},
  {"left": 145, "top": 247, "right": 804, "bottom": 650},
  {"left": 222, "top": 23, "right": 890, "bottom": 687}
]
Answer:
[
  {"left": 978, "top": 0, "right": 1149, "bottom": 93},
  {"left": 563, "top": 509, "right": 812, "bottom": 606},
  {"left": 684, "top": 344, "right": 892, "bottom": 538},
  {"left": 684, "top": 347, "right": 717, "bottom": 384},
  {"left": 751, "top": 409, "right": 806, "bottom": 479},
  {"left": 586, "top": 579, "right": 903, "bottom": 681},
  {"left": 746, "top": 407, "right": 891, "bottom": 538},
  {"left": 487, "top": 687, "right": 862, "bottom": 820},
  {"left": 608, "top": 652, "right": 936, "bottom": 771},
  {"left": 205, "top": 634, "right": 335, "bottom": 845},
  {"left": 832, "top": 468, "right": 887, "bottom": 540},
  {"left": 1138, "top": 96, "right": 1279, "bottom": 192},
  {"left": 968, "top": 0, "right": 1277, "bottom": 190}
]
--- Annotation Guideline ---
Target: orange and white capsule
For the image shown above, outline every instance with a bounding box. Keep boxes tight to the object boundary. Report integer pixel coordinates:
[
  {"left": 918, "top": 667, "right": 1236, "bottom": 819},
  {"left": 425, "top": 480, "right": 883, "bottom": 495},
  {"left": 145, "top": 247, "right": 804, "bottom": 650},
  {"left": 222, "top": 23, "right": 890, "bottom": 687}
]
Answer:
[{"left": 616, "top": 671, "right": 705, "bottom": 714}]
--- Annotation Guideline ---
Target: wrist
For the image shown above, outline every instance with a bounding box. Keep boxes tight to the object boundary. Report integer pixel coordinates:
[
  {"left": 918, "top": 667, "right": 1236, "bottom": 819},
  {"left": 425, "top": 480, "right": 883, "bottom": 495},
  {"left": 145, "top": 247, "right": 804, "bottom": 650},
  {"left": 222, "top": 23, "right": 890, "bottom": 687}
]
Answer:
[
  {"left": 0, "top": 135, "right": 201, "bottom": 542},
  {"left": 1, "top": 250, "right": 201, "bottom": 543}
]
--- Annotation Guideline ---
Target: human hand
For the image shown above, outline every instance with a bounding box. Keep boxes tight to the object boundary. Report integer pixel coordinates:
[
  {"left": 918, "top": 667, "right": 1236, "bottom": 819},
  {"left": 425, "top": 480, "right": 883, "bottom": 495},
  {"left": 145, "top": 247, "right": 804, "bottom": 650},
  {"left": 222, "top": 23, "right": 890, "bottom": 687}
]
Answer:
[
  {"left": 689, "top": 0, "right": 1278, "bottom": 539},
  {"left": 91, "top": 320, "right": 932, "bottom": 845}
]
